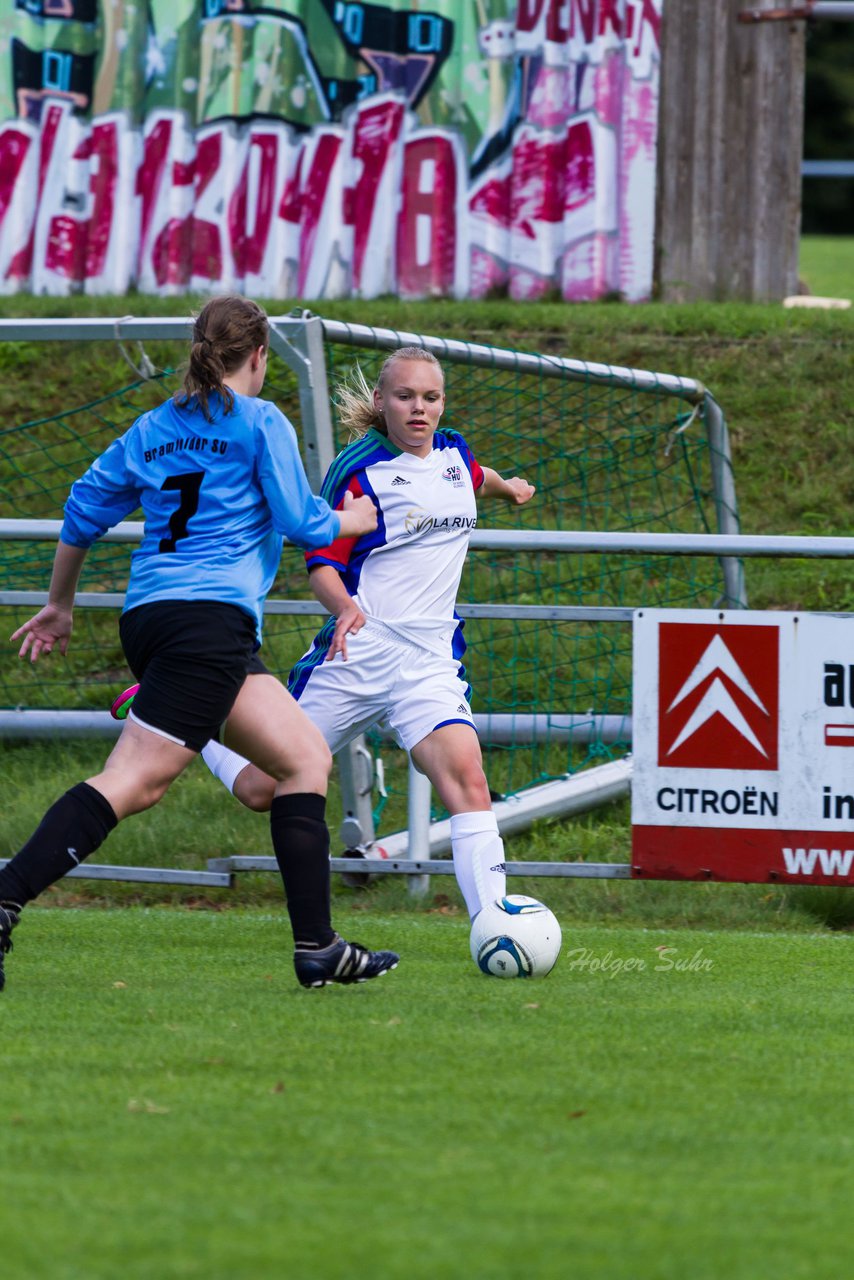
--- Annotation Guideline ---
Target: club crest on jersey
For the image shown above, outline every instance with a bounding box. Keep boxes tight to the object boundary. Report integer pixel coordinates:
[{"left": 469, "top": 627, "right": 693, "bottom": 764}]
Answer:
[{"left": 442, "top": 465, "right": 465, "bottom": 488}]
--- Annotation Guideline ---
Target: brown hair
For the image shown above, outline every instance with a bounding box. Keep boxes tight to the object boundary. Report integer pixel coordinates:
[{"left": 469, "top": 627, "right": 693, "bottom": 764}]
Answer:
[
  {"left": 336, "top": 346, "right": 444, "bottom": 439},
  {"left": 177, "top": 295, "right": 269, "bottom": 421}
]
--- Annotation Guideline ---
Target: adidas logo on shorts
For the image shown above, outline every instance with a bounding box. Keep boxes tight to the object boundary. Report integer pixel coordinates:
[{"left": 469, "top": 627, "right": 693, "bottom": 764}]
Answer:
[
  {"left": 457, "top": 703, "right": 471, "bottom": 715},
  {"left": 391, "top": 475, "right": 411, "bottom": 486},
  {"left": 490, "top": 863, "right": 506, "bottom": 873}
]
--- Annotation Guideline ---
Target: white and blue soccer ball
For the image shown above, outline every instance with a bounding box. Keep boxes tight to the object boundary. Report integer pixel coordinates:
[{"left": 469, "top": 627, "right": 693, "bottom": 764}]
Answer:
[{"left": 469, "top": 895, "right": 562, "bottom": 978}]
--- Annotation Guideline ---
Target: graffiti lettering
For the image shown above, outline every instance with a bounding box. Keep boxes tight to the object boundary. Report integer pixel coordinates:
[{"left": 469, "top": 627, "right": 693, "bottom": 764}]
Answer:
[
  {"left": 229, "top": 132, "right": 279, "bottom": 278},
  {"left": 516, "top": 0, "right": 602, "bottom": 44},
  {"left": 15, "top": 0, "right": 97, "bottom": 18},
  {"left": 629, "top": 0, "right": 661, "bottom": 56},
  {"left": 0, "top": 125, "right": 35, "bottom": 287},
  {"left": 594, "top": 0, "right": 624, "bottom": 39},
  {"left": 43, "top": 119, "right": 117, "bottom": 280},
  {"left": 281, "top": 127, "right": 347, "bottom": 298},
  {"left": 344, "top": 97, "right": 405, "bottom": 296},
  {"left": 0, "top": 1, "right": 662, "bottom": 301},
  {"left": 397, "top": 132, "right": 463, "bottom": 299}
]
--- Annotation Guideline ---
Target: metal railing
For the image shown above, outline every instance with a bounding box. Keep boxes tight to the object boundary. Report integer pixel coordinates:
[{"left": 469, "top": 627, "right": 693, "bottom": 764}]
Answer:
[{"left": 0, "top": 314, "right": 748, "bottom": 891}]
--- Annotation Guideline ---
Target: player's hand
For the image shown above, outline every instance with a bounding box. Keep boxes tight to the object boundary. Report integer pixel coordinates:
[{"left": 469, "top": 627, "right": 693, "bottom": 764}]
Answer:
[
  {"left": 326, "top": 599, "right": 366, "bottom": 662},
  {"left": 504, "top": 476, "right": 536, "bottom": 505},
  {"left": 338, "top": 489, "right": 378, "bottom": 538},
  {"left": 11, "top": 604, "right": 73, "bottom": 663}
]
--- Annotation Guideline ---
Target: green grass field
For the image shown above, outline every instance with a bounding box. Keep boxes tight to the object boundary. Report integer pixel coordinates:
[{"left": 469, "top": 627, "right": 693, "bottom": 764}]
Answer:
[
  {"left": 2, "top": 908, "right": 851, "bottom": 1280},
  {"left": 799, "top": 235, "right": 854, "bottom": 299},
  {"left": 2, "top": 248, "right": 853, "bottom": 1278}
]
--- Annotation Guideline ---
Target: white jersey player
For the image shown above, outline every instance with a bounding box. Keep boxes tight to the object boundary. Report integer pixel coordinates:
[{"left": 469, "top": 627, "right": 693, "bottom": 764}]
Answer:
[{"left": 202, "top": 346, "right": 536, "bottom": 921}]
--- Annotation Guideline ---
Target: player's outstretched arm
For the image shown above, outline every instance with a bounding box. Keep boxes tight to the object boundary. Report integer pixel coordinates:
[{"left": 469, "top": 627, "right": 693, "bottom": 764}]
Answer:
[
  {"left": 477, "top": 467, "right": 535, "bottom": 505},
  {"left": 10, "top": 540, "right": 88, "bottom": 662},
  {"left": 309, "top": 564, "right": 366, "bottom": 662},
  {"left": 335, "top": 489, "right": 378, "bottom": 539}
]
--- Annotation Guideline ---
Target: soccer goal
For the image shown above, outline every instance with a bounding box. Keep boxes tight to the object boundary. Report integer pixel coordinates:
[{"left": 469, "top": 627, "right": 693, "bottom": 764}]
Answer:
[{"left": 0, "top": 314, "right": 743, "bottom": 884}]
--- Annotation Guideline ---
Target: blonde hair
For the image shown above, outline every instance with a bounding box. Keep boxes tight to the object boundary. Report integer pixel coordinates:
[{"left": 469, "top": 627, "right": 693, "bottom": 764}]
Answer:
[
  {"left": 177, "top": 295, "right": 269, "bottom": 422},
  {"left": 335, "top": 346, "right": 444, "bottom": 440}
]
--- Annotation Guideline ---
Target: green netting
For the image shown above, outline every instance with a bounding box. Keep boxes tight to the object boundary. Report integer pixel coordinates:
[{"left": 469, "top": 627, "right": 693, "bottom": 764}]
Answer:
[
  {"left": 322, "top": 342, "right": 733, "bottom": 800},
  {"left": 0, "top": 351, "right": 318, "bottom": 712},
  {"left": 0, "top": 333, "right": 737, "bottom": 818}
]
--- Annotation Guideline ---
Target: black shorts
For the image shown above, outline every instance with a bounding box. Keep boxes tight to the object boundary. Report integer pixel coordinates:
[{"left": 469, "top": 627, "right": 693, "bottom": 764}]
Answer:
[{"left": 119, "top": 601, "right": 269, "bottom": 752}]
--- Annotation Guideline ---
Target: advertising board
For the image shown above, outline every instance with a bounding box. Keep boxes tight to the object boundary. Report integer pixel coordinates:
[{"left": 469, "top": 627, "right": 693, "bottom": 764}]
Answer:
[{"left": 632, "top": 610, "right": 854, "bottom": 884}]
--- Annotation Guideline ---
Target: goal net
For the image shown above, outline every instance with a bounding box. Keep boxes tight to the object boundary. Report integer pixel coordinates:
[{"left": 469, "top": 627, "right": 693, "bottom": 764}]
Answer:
[{"left": 0, "top": 320, "right": 741, "bottom": 820}]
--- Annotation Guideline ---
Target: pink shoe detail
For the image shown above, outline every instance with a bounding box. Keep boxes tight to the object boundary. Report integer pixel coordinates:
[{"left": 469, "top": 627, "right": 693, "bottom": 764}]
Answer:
[{"left": 110, "top": 684, "right": 139, "bottom": 721}]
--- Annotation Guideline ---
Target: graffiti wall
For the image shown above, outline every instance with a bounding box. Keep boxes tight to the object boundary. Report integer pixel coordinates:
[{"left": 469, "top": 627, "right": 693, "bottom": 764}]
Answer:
[{"left": 0, "top": 1, "right": 662, "bottom": 300}]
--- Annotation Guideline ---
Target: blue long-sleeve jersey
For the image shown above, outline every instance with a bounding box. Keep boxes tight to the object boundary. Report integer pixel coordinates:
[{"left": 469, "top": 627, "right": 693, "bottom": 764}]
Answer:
[{"left": 60, "top": 391, "right": 340, "bottom": 641}]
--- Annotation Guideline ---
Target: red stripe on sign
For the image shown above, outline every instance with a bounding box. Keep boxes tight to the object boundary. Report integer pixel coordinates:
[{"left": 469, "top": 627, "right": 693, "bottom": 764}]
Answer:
[
  {"left": 632, "top": 825, "right": 854, "bottom": 884},
  {"left": 824, "top": 724, "right": 854, "bottom": 746}
]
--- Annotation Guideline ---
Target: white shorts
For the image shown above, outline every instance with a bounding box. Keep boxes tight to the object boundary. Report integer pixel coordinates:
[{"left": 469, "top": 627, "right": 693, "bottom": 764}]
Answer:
[{"left": 292, "top": 617, "right": 477, "bottom": 754}]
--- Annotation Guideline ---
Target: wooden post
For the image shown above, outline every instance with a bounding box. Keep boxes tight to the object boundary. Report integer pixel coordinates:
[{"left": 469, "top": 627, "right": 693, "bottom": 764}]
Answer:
[{"left": 655, "top": 0, "right": 805, "bottom": 301}]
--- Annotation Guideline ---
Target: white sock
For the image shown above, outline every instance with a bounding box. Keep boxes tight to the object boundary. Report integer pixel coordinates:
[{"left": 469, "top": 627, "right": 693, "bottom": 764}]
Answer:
[
  {"left": 450, "top": 810, "right": 506, "bottom": 920},
  {"left": 201, "top": 740, "right": 251, "bottom": 795}
]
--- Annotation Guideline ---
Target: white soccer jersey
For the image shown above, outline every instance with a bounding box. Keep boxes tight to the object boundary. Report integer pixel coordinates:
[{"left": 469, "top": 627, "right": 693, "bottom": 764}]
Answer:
[{"left": 299, "top": 426, "right": 484, "bottom": 664}]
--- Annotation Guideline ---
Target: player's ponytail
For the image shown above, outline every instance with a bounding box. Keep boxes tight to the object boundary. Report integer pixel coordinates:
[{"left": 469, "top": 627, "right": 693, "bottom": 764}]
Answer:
[
  {"left": 335, "top": 364, "right": 381, "bottom": 439},
  {"left": 177, "top": 295, "right": 269, "bottom": 422},
  {"left": 336, "top": 347, "right": 444, "bottom": 440}
]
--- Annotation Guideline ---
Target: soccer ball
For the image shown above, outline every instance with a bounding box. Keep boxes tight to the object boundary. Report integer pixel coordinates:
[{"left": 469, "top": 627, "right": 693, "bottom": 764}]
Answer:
[{"left": 469, "top": 895, "right": 562, "bottom": 978}]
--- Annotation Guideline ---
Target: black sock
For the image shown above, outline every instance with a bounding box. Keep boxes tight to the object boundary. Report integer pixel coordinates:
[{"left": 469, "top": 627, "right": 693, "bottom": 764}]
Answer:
[
  {"left": 0, "top": 782, "right": 118, "bottom": 906},
  {"left": 270, "top": 793, "right": 335, "bottom": 949}
]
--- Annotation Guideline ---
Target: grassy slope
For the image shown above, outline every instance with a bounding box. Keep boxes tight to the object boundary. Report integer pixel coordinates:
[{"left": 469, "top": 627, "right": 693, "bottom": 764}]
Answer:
[
  {"left": 799, "top": 234, "right": 854, "bottom": 299},
  {"left": 4, "top": 282, "right": 854, "bottom": 613}
]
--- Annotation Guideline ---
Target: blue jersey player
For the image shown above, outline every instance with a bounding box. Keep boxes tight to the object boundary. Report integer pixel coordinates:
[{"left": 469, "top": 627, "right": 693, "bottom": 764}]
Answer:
[
  {"left": 200, "top": 347, "right": 536, "bottom": 929},
  {"left": 0, "top": 295, "right": 398, "bottom": 993}
]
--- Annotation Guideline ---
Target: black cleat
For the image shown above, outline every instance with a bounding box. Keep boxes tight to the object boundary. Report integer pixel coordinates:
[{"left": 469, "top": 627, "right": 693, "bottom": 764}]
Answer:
[
  {"left": 294, "top": 934, "right": 399, "bottom": 988},
  {"left": 0, "top": 903, "right": 20, "bottom": 993}
]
